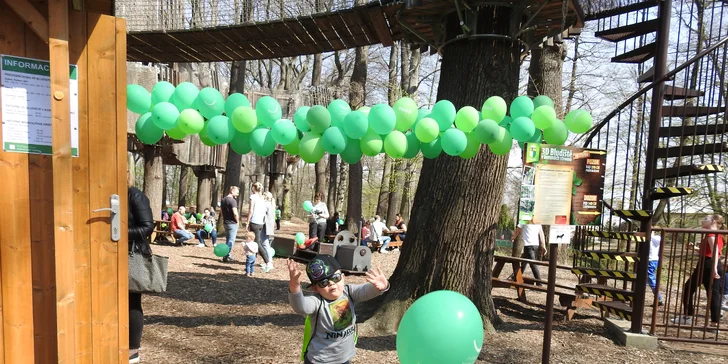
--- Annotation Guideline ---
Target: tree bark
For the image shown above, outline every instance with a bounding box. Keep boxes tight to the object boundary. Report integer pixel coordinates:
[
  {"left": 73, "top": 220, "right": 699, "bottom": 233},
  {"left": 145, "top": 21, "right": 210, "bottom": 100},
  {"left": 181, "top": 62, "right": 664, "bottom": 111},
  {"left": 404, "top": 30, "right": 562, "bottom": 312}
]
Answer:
[
  {"left": 528, "top": 45, "right": 565, "bottom": 118},
  {"left": 312, "top": 53, "right": 323, "bottom": 87},
  {"left": 196, "top": 170, "right": 214, "bottom": 212},
  {"left": 399, "top": 159, "right": 416, "bottom": 220},
  {"left": 387, "top": 159, "right": 405, "bottom": 225},
  {"left": 346, "top": 19, "right": 368, "bottom": 233},
  {"left": 223, "top": 59, "right": 246, "bottom": 212},
  {"left": 327, "top": 154, "right": 338, "bottom": 213},
  {"left": 388, "top": 42, "right": 399, "bottom": 104},
  {"left": 362, "top": 8, "right": 519, "bottom": 334},
  {"left": 178, "top": 166, "right": 195, "bottom": 207},
  {"left": 376, "top": 157, "right": 392, "bottom": 217},
  {"left": 336, "top": 161, "right": 348, "bottom": 213},
  {"left": 143, "top": 145, "right": 164, "bottom": 213},
  {"left": 314, "top": 159, "right": 327, "bottom": 198}
]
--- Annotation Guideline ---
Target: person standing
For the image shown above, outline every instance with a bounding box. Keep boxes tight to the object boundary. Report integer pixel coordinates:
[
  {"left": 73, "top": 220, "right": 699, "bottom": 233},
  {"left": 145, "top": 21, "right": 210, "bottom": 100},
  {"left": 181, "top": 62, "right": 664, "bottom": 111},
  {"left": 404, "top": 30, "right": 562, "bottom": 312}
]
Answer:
[
  {"left": 128, "top": 185, "right": 155, "bottom": 363},
  {"left": 260, "top": 191, "right": 277, "bottom": 273},
  {"left": 221, "top": 186, "right": 241, "bottom": 263},
  {"left": 308, "top": 192, "right": 329, "bottom": 243},
  {"left": 511, "top": 219, "right": 546, "bottom": 282},
  {"left": 248, "top": 182, "right": 271, "bottom": 265},
  {"left": 647, "top": 230, "right": 665, "bottom": 306}
]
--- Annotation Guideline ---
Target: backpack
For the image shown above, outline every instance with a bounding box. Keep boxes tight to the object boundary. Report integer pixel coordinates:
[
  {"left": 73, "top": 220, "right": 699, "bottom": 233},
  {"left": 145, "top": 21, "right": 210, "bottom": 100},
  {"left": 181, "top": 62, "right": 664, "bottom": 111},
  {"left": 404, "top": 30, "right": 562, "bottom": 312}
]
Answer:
[{"left": 301, "top": 285, "right": 358, "bottom": 361}]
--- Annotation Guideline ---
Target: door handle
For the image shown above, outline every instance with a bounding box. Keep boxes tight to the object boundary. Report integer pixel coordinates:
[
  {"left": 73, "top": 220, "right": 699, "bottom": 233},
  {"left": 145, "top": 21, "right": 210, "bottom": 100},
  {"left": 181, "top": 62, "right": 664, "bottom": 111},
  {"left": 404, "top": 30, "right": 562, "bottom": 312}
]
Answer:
[{"left": 93, "top": 194, "right": 120, "bottom": 242}]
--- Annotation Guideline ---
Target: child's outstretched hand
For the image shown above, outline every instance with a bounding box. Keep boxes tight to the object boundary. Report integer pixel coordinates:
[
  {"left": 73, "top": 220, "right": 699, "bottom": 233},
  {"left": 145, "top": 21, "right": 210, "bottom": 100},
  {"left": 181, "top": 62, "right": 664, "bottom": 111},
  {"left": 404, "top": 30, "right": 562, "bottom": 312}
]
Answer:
[
  {"left": 365, "top": 267, "right": 389, "bottom": 291},
  {"left": 287, "top": 259, "right": 303, "bottom": 292}
]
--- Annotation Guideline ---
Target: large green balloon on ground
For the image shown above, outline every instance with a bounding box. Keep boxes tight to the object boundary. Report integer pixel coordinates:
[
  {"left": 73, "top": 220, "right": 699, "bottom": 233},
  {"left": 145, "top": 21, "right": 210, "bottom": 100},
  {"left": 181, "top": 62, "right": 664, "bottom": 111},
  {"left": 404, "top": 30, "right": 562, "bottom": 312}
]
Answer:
[
  {"left": 488, "top": 128, "right": 513, "bottom": 155},
  {"left": 206, "top": 115, "right": 235, "bottom": 144},
  {"left": 415, "top": 117, "right": 439, "bottom": 143},
  {"left": 322, "top": 126, "right": 348, "bottom": 154},
  {"left": 396, "top": 290, "right": 484, "bottom": 364},
  {"left": 360, "top": 130, "right": 383, "bottom": 157},
  {"left": 430, "top": 100, "right": 456, "bottom": 131},
  {"left": 135, "top": 112, "right": 164, "bottom": 144},
  {"left": 481, "top": 96, "right": 507, "bottom": 123},
  {"left": 441, "top": 128, "right": 468, "bottom": 156},
  {"left": 564, "top": 109, "right": 593, "bottom": 133},
  {"left": 383, "top": 130, "right": 408, "bottom": 158},
  {"left": 165, "top": 126, "right": 187, "bottom": 140},
  {"left": 460, "top": 132, "right": 480, "bottom": 159},
  {"left": 231, "top": 106, "right": 258, "bottom": 133},
  {"left": 214, "top": 244, "right": 230, "bottom": 257},
  {"left": 151, "top": 102, "right": 180, "bottom": 130},
  {"left": 230, "top": 131, "right": 252, "bottom": 155},
  {"left": 328, "top": 99, "right": 351, "bottom": 128},
  {"left": 533, "top": 95, "right": 555, "bottom": 109},
  {"left": 271, "top": 119, "right": 297, "bottom": 145},
  {"left": 510, "top": 96, "right": 534, "bottom": 119},
  {"left": 307, "top": 105, "right": 331, "bottom": 134},
  {"left": 171, "top": 82, "right": 199, "bottom": 111},
  {"left": 473, "top": 119, "right": 501, "bottom": 144},
  {"left": 177, "top": 109, "right": 204, "bottom": 135},
  {"left": 343, "top": 110, "right": 368, "bottom": 139},
  {"left": 531, "top": 105, "right": 556, "bottom": 130},
  {"left": 299, "top": 133, "right": 325, "bottom": 163},
  {"left": 403, "top": 131, "right": 421, "bottom": 159},
  {"left": 420, "top": 138, "right": 442, "bottom": 159},
  {"left": 195, "top": 87, "right": 225, "bottom": 119},
  {"left": 393, "top": 97, "right": 418, "bottom": 132},
  {"left": 224, "top": 93, "right": 250, "bottom": 117},
  {"left": 283, "top": 136, "right": 300, "bottom": 155},
  {"left": 127, "top": 84, "right": 151, "bottom": 114},
  {"left": 544, "top": 119, "right": 569, "bottom": 145},
  {"left": 249, "top": 127, "right": 277, "bottom": 156},
  {"left": 151, "top": 81, "right": 175, "bottom": 105},
  {"left": 510, "top": 117, "right": 536, "bottom": 142},
  {"left": 294, "top": 106, "right": 311, "bottom": 132},
  {"left": 255, "top": 96, "right": 282, "bottom": 127},
  {"left": 454, "top": 106, "right": 479, "bottom": 133},
  {"left": 369, "top": 104, "right": 396, "bottom": 135},
  {"left": 340, "top": 138, "right": 363, "bottom": 164}
]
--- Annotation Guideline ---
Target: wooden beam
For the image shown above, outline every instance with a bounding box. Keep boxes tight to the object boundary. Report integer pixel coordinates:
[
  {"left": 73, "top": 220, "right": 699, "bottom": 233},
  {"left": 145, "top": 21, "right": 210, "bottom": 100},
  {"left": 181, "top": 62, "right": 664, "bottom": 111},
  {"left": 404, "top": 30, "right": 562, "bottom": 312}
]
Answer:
[
  {"left": 5, "top": 0, "right": 49, "bottom": 44},
  {"left": 48, "top": 0, "right": 76, "bottom": 362},
  {"left": 368, "top": 7, "right": 393, "bottom": 47}
]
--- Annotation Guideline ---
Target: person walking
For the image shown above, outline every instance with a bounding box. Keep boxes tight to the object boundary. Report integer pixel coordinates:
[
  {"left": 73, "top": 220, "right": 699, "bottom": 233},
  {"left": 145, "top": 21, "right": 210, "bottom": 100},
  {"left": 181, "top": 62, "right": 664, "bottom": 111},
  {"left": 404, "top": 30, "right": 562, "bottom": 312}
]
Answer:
[
  {"left": 127, "top": 184, "right": 154, "bottom": 363},
  {"left": 248, "top": 182, "right": 271, "bottom": 265},
  {"left": 511, "top": 219, "right": 546, "bottom": 283}
]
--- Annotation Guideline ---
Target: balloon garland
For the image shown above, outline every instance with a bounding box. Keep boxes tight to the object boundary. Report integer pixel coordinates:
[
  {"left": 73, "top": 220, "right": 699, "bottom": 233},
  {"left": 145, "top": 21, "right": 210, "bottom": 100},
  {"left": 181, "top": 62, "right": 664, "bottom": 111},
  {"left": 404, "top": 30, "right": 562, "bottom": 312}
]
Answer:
[{"left": 127, "top": 82, "right": 594, "bottom": 163}]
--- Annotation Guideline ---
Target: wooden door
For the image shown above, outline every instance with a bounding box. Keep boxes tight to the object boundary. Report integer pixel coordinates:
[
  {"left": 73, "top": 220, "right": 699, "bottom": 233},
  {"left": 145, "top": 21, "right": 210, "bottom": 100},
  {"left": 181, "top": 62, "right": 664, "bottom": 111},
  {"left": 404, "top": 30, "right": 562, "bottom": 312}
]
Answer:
[{"left": 0, "top": 5, "right": 127, "bottom": 363}]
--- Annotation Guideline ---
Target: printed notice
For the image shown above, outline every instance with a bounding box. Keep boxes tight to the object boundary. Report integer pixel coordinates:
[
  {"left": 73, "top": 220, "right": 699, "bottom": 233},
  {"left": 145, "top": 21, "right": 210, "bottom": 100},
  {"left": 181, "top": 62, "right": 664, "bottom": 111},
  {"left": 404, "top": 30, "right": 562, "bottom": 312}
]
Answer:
[
  {"left": 532, "top": 164, "right": 574, "bottom": 225},
  {"left": 1, "top": 55, "right": 79, "bottom": 156}
]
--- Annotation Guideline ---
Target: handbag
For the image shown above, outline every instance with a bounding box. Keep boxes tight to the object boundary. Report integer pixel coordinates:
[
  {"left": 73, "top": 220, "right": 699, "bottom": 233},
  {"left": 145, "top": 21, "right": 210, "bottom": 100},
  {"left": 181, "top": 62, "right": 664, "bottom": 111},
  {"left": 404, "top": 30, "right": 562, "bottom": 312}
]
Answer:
[{"left": 128, "top": 247, "right": 169, "bottom": 293}]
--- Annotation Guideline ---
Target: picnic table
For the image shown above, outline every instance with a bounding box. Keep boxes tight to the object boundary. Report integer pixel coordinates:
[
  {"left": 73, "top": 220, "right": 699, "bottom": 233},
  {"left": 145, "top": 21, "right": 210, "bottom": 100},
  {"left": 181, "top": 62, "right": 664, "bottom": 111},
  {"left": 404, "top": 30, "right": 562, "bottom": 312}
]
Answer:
[{"left": 150, "top": 220, "right": 208, "bottom": 245}]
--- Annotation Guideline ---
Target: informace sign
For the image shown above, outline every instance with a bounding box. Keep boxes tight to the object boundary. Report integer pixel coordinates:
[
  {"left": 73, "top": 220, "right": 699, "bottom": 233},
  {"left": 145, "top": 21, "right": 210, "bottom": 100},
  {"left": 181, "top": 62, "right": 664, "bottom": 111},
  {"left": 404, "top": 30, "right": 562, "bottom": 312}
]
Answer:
[{"left": 1, "top": 54, "right": 79, "bottom": 156}]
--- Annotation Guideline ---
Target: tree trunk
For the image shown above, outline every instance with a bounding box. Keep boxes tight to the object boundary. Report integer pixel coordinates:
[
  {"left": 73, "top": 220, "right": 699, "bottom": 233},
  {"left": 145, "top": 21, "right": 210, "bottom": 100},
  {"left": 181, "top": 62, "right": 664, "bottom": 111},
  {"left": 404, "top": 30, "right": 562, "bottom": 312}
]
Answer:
[
  {"left": 528, "top": 45, "right": 565, "bottom": 118},
  {"left": 376, "top": 157, "right": 392, "bottom": 217},
  {"left": 346, "top": 20, "right": 368, "bottom": 233},
  {"left": 387, "top": 159, "right": 405, "bottom": 225},
  {"left": 281, "top": 156, "right": 300, "bottom": 219},
  {"left": 362, "top": 8, "right": 519, "bottom": 334},
  {"left": 162, "top": 166, "right": 168, "bottom": 208},
  {"left": 223, "top": 59, "right": 246, "bottom": 212},
  {"left": 336, "top": 161, "right": 348, "bottom": 213},
  {"left": 312, "top": 53, "right": 323, "bottom": 87},
  {"left": 399, "top": 159, "right": 416, "bottom": 220},
  {"left": 327, "top": 154, "right": 338, "bottom": 213},
  {"left": 143, "top": 145, "right": 164, "bottom": 214},
  {"left": 388, "top": 42, "right": 399, "bottom": 104},
  {"left": 314, "top": 159, "right": 327, "bottom": 198},
  {"left": 196, "top": 170, "right": 214, "bottom": 212},
  {"left": 178, "top": 166, "right": 195, "bottom": 207}
]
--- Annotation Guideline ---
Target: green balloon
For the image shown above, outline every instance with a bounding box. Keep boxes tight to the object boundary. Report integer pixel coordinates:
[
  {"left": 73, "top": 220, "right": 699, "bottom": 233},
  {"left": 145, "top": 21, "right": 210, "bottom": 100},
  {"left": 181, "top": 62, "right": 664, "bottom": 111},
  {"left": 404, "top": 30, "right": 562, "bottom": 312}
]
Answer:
[
  {"left": 206, "top": 115, "right": 235, "bottom": 144},
  {"left": 231, "top": 105, "right": 257, "bottom": 133},
  {"left": 307, "top": 105, "right": 331, "bottom": 134},
  {"left": 384, "top": 130, "right": 408, "bottom": 158},
  {"left": 430, "top": 100, "right": 456, "bottom": 131},
  {"left": 284, "top": 136, "right": 300, "bottom": 155},
  {"left": 171, "top": 82, "right": 199, "bottom": 111},
  {"left": 528, "top": 129, "right": 543, "bottom": 144},
  {"left": 357, "top": 106, "right": 371, "bottom": 116},
  {"left": 393, "top": 97, "right": 418, "bottom": 132},
  {"left": 204, "top": 223, "right": 213, "bottom": 233},
  {"left": 135, "top": 112, "right": 164, "bottom": 144},
  {"left": 199, "top": 126, "right": 217, "bottom": 146},
  {"left": 510, "top": 117, "right": 536, "bottom": 142},
  {"left": 473, "top": 119, "right": 500, "bottom": 144},
  {"left": 249, "top": 127, "right": 277, "bottom": 157},
  {"left": 328, "top": 99, "right": 351, "bottom": 128},
  {"left": 225, "top": 93, "right": 250, "bottom": 117},
  {"left": 151, "top": 81, "right": 175, "bottom": 105},
  {"left": 441, "top": 128, "right": 468, "bottom": 156},
  {"left": 271, "top": 119, "right": 297, "bottom": 145},
  {"left": 230, "top": 131, "right": 252, "bottom": 155},
  {"left": 295, "top": 232, "right": 306, "bottom": 245},
  {"left": 403, "top": 131, "right": 421, "bottom": 159},
  {"left": 255, "top": 96, "right": 282, "bottom": 127},
  {"left": 481, "top": 96, "right": 507, "bottom": 123},
  {"left": 488, "top": 128, "right": 513, "bottom": 155},
  {"left": 532, "top": 105, "right": 557, "bottom": 130},
  {"left": 127, "top": 84, "right": 151, "bottom": 114},
  {"left": 360, "top": 129, "right": 383, "bottom": 157},
  {"left": 396, "top": 290, "right": 484, "bottom": 364},
  {"left": 454, "top": 106, "right": 480, "bottom": 133},
  {"left": 500, "top": 115, "right": 512, "bottom": 128},
  {"left": 510, "top": 96, "right": 534, "bottom": 119},
  {"left": 299, "top": 133, "right": 325, "bottom": 163},
  {"left": 544, "top": 119, "right": 569, "bottom": 145},
  {"left": 460, "top": 132, "right": 480, "bottom": 159},
  {"left": 294, "top": 106, "right": 311, "bottom": 132},
  {"left": 178, "top": 109, "right": 204, "bottom": 135},
  {"left": 340, "top": 138, "right": 363, "bottom": 164},
  {"left": 565, "top": 109, "right": 593, "bottom": 133},
  {"left": 151, "top": 102, "right": 180, "bottom": 130},
  {"left": 368, "top": 103, "right": 396, "bottom": 135},
  {"left": 214, "top": 243, "right": 230, "bottom": 257},
  {"left": 195, "top": 87, "right": 225, "bottom": 119},
  {"left": 342, "top": 111, "right": 369, "bottom": 139},
  {"left": 533, "top": 95, "right": 555, "bottom": 109},
  {"left": 165, "top": 126, "right": 187, "bottom": 140},
  {"left": 420, "top": 138, "right": 442, "bottom": 159},
  {"left": 415, "top": 117, "right": 439, "bottom": 143},
  {"left": 322, "top": 126, "right": 348, "bottom": 154}
]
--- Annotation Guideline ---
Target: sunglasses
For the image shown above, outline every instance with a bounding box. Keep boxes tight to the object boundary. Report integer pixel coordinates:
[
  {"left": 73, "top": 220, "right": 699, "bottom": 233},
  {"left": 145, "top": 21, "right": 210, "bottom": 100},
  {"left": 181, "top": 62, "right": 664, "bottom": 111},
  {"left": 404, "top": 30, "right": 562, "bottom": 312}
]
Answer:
[{"left": 314, "top": 272, "right": 343, "bottom": 288}]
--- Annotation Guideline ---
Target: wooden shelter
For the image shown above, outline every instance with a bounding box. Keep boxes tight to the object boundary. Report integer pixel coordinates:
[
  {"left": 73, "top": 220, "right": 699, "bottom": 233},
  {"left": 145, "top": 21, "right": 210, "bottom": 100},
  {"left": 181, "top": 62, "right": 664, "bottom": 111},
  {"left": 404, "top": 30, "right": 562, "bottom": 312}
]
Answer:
[{"left": 0, "top": 0, "right": 128, "bottom": 362}]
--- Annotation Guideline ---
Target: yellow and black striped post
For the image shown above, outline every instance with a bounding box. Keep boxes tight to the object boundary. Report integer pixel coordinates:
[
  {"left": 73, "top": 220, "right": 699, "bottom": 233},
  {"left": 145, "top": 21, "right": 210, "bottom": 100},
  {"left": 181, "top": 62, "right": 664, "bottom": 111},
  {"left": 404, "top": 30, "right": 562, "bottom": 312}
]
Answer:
[
  {"left": 613, "top": 209, "right": 652, "bottom": 222},
  {"left": 571, "top": 268, "right": 637, "bottom": 280},
  {"left": 578, "top": 250, "right": 639, "bottom": 263},
  {"left": 586, "top": 230, "right": 646, "bottom": 242},
  {"left": 651, "top": 186, "right": 693, "bottom": 199}
]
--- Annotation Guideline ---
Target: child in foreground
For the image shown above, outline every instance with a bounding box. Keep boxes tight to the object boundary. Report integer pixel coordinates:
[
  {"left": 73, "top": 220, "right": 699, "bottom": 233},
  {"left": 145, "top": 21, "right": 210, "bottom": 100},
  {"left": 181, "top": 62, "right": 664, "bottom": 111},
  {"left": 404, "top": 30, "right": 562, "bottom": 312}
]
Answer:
[
  {"left": 287, "top": 255, "right": 389, "bottom": 364},
  {"left": 243, "top": 232, "right": 258, "bottom": 276}
]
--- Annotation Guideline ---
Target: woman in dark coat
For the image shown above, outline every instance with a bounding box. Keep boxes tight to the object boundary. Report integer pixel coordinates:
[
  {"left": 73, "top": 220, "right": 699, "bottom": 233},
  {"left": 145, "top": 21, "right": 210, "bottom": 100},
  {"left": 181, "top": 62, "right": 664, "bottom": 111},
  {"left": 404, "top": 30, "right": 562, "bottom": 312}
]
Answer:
[{"left": 128, "top": 186, "right": 154, "bottom": 363}]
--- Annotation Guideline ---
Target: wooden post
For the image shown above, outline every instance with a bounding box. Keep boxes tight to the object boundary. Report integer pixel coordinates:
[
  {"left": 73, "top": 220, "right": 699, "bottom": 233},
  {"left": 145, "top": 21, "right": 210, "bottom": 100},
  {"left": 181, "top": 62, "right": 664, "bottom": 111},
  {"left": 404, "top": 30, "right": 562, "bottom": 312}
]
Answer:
[{"left": 48, "top": 0, "right": 76, "bottom": 361}]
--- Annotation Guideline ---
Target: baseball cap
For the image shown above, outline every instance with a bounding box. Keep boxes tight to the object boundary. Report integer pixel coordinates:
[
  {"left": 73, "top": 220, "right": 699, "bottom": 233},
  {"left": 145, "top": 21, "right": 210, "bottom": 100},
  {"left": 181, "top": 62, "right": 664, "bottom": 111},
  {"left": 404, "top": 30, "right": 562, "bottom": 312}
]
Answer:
[{"left": 305, "top": 254, "right": 342, "bottom": 287}]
